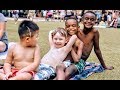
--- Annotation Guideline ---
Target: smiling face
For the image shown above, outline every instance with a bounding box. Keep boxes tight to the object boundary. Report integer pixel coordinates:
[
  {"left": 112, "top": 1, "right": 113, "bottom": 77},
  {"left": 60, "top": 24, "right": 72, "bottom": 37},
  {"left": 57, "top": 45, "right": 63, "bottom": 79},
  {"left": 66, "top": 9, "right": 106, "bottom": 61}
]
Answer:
[
  {"left": 53, "top": 32, "right": 67, "bottom": 48},
  {"left": 65, "top": 19, "right": 79, "bottom": 36},
  {"left": 83, "top": 12, "right": 96, "bottom": 29}
]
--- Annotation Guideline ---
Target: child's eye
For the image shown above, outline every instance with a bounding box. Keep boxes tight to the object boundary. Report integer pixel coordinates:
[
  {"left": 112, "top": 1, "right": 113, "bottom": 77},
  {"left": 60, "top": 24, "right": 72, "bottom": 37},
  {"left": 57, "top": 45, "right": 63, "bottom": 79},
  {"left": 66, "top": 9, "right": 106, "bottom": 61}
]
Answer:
[
  {"left": 66, "top": 25, "right": 70, "bottom": 28},
  {"left": 85, "top": 17, "right": 89, "bottom": 20},
  {"left": 85, "top": 17, "right": 95, "bottom": 21},
  {"left": 90, "top": 18, "right": 95, "bottom": 21},
  {"left": 54, "top": 38, "right": 57, "bottom": 40},
  {"left": 72, "top": 25, "right": 77, "bottom": 27},
  {"left": 59, "top": 38, "right": 63, "bottom": 40}
]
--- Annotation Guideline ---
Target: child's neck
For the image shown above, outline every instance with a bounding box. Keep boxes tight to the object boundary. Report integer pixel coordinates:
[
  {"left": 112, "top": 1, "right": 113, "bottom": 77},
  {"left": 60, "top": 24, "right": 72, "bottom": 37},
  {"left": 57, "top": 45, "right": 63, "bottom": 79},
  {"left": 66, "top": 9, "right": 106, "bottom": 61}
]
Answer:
[
  {"left": 83, "top": 27, "right": 93, "bottom": 34},
  {"left": 20, "top": 41, "right": 31, "bottom": 48}
]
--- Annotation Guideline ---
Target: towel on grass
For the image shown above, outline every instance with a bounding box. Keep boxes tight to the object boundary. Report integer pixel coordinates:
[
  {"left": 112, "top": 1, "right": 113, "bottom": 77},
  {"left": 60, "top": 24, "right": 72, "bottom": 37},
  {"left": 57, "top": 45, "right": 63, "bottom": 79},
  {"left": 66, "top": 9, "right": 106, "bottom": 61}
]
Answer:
[{"left": 70, "top": 62, "right": 105, "bottom": 80}]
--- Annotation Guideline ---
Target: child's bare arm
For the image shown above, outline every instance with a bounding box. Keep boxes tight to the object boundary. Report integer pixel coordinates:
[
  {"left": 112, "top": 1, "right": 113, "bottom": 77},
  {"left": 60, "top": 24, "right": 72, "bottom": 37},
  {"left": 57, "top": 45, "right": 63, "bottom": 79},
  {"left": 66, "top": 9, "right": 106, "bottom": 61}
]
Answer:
[
  {"left": 93, "top": 31, "right": 106, "bottom": 68},
  {"left": 93, "top": 31, "right": 114, "bottom": 70},
  {"left": 48, "top": 30, "right": 54, "bottom": 47},
  {"left": 17, "top": 44, "right": 41, "bottom": 73},
  {"left": 71, "top": 39, "right": 84, "bottom": 63},
  {"left": 4, "top": 45, "right": 15, "bottom": 75},
  {"left": 77, "top": 28, "right": 82, "bottom": 39},
  {"left": 65, "top": 35, "right": 77, "bottom": 53}
]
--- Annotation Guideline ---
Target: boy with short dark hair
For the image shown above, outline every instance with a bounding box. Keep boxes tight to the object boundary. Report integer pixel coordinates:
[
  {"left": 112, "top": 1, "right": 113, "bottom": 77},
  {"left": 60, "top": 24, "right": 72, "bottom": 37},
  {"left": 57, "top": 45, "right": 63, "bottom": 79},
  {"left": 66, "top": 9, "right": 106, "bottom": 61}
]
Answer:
[{"left": 0, "top": 20, "right": 40, "bottom": 80}]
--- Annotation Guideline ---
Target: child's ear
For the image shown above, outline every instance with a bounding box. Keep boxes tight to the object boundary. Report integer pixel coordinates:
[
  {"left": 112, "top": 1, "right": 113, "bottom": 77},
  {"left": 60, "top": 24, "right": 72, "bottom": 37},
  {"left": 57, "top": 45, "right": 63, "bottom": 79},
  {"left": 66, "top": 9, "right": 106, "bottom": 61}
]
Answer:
[
  {"left": 78, "top": 26, "right": 80, "bottom": 31},
  {"left": 25, "top": 37, "right": 30, "bottom": 42},
  {"left": 81, "top": 18, "right": 84, "bottom": 22}
]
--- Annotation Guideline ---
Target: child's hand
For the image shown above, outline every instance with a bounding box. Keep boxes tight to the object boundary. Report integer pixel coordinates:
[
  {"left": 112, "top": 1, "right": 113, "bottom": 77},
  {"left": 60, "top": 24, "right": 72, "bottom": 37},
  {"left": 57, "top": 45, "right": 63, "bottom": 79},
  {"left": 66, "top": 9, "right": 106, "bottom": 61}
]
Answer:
[
  {"left": 105, "top": 66, "right": 114, "bottom": 70},
  {"left": 78, "top": 28, "right": 81, "bottom": 32},
  {"left": 16, "top": 69, "right": 26, "bottom": 75},
  {"left": 5, "top": 72, "right": 12, "bottom": 80}
]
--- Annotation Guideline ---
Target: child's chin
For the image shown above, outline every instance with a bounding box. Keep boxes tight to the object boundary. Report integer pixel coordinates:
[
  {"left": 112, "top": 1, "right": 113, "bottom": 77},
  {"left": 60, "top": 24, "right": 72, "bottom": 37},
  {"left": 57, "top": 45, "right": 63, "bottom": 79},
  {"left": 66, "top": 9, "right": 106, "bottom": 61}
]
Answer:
[
  {"left": 55, "top": 46, "right": 62, "bottom": 48},
  {"left": 69, "top": 33, "right": 75, "bottom": 36}
]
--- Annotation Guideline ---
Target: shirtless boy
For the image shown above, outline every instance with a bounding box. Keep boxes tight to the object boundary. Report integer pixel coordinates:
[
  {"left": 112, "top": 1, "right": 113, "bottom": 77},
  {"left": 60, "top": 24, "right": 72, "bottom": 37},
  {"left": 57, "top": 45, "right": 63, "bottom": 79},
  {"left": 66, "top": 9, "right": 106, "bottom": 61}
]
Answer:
[
  {"left": 0, "top": 20, "right": 40, "bottom": 80},
  {"left": 34, "top": 27, "right": 77, "bottom": 80},
  {"left": 56, "top": 17, "right": 84, "bottom": 80},
  {"left": 65, "top": 11, "right": 114, "bottom": 80}
]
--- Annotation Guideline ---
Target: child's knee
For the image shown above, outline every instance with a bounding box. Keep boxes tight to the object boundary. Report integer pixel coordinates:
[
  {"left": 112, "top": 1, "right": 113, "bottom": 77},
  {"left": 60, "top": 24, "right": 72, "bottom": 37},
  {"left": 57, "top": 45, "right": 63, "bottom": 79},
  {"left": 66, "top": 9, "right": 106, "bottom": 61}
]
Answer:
[
  {"left": 66, "top": 64, "right": 77, "bottom": 74},
  {"left": 0, "top": 41, "right": 6, "bottom": 52},
  {"left": 56, "top": 64, "right": 65, "bottom": 71}
]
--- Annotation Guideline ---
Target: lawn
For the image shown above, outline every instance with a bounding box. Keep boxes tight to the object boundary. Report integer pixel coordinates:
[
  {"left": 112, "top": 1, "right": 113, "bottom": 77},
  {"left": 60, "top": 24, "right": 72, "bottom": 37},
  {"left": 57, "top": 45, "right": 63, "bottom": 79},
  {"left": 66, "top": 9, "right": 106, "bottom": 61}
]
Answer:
[{"left": 5, "top": 20, "right": 120, "bottom": 80}]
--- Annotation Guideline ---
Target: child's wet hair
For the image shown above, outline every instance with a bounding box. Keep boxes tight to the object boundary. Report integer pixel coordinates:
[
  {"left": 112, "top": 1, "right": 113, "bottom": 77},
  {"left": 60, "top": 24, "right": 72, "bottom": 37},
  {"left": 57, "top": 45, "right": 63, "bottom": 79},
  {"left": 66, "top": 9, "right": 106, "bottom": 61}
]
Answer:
[
  {"left": 18, "top": 20, "right": 39, "bottom": 39},
  {"left": 52, "top": 27, "right": 67, "bottom": 38},
  {"left": 65, "top": 16, "right": 79, "bottom": 26}
]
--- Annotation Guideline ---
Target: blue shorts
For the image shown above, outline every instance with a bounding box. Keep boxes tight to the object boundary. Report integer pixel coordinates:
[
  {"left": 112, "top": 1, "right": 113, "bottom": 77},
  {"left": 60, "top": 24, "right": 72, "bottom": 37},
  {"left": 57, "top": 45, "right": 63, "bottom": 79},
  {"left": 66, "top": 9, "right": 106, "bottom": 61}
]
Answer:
[{"left": 35, "top": 63, "right": 56, "bottom": 80}]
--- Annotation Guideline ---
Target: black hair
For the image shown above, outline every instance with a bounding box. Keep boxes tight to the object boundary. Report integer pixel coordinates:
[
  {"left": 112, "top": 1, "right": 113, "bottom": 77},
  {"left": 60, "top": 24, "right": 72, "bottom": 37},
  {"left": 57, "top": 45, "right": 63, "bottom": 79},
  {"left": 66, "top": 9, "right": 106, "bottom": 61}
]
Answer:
[
  {"left": 65, "top": 16, "right": 79, "bottom": 26},
  {"left": 18, "top": 20, "right": 39, "bottom": 39},
  {"left": 83, "top": 11, "right": 97, "bottom": 18}
]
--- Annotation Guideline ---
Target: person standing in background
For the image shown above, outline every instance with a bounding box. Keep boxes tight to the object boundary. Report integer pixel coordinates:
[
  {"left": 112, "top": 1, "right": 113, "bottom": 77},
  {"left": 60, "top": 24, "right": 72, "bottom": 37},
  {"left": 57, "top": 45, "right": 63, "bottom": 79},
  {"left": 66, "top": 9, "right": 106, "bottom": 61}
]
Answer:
[{"left": 0, "top": 13, "right": 8, "bottom": 53}]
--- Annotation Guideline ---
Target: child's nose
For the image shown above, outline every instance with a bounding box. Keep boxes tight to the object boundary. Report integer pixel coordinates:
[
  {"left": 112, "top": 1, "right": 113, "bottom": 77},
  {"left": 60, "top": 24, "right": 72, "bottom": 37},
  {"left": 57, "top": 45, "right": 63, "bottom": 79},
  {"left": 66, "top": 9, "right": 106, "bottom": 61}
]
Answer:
[
  {"left": 56, "top": 40, "right": 60, "bottom": 42},
  {"left": 88, "top": 19, "right": 91, "bottom": 22},
  {"left": 69, "top": 26, "right": 73, "bottom": 29}
]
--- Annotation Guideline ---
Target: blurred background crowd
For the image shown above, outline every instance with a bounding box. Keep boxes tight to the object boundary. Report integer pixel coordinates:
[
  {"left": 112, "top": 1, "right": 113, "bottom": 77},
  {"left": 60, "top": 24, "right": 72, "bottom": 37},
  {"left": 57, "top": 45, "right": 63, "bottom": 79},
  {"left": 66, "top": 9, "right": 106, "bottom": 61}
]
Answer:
[{"left": 1, "top": 10, "right": 120, "bottom": 28}]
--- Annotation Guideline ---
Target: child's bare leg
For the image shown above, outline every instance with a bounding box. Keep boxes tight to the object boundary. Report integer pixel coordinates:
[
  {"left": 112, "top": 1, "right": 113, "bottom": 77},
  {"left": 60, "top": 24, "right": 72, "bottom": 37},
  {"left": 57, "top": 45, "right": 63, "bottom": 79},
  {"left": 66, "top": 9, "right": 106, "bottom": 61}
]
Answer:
[
  {"left": 65, "top": 64, "right": 77, "bottom": 80},
  {"left": 56, "top": 64, "right": 66, "bottom": 80},
  {"left": 0, "top": 73, "right": 5, "bottom": 80},
  {"left": 0, "top": 69, "right": 5, "bottom": 80},
  {"left": 0, "top": 41, "right": 6, "bottom": 52},
  {"left": 8, "top": 72, "right": 32, "bottom": 80}
]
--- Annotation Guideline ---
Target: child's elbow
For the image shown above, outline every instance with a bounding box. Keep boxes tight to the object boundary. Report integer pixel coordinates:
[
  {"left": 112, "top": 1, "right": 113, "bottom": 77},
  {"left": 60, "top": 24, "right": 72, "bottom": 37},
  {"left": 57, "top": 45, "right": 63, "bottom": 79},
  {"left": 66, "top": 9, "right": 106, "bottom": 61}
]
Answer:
[
  {"left": 75, "top": 60, "right": 80, "bottom": 63},
  {"left": 74, "top": 57, "right": 80, "bottom": 63},
  {"left": 72, "top": 35, "right": 77, "bottom": 40},
  {"left": 94, "top": 48, "right": 100, "bottom": 53}
]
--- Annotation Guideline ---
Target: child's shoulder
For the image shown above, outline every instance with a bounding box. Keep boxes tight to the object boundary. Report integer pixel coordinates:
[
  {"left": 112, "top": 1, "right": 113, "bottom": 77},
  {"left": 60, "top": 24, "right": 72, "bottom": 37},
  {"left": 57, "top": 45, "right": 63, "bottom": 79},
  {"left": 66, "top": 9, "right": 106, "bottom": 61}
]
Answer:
[
  {"left": 75, "top": 38, "right": 83, "bottom": 46},
  {"left": 10, "top": 42, "right": 17, "bottom": 47},
  {"left": 92, "top": 28, "right": 99, "bottom": 33},
  {"left": 92, "top": 28, "right": 100, "bottom": 37},
  {"left": 34, "top": 44, "right": 40, "bottom": 50},
  {"left": 8, "top": 42, "right": 17, "bottom": 51},
  {"left": 76, "top": 38, "right": 81, "bottom": 42}
]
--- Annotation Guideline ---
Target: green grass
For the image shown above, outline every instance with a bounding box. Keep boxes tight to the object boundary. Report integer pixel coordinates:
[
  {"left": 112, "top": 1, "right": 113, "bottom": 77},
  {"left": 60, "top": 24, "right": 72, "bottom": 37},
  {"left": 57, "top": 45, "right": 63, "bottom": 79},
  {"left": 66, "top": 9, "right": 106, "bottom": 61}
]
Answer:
[{"left": 6, "top": 20, "right": 120, "bottom": 80}]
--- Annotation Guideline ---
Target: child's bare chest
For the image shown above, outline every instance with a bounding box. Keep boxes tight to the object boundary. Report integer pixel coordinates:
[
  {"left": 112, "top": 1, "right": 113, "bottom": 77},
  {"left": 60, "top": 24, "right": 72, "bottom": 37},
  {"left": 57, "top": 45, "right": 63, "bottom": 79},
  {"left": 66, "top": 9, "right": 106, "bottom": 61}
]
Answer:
[
  {"left": 81, "top": 33, "right": 94, "bottom": 44},
  {"left": 13, "top": 46, "right": 35, "bottom": 61},
  {"left": 50, "top": 48, "right": 64, "bottom": 56}
]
